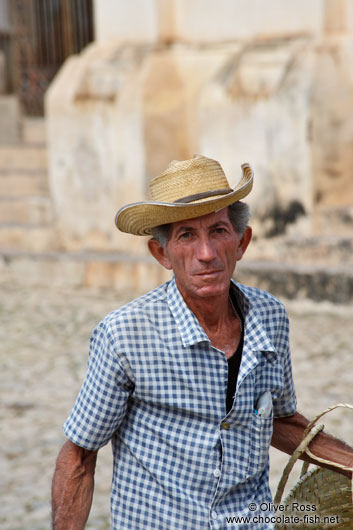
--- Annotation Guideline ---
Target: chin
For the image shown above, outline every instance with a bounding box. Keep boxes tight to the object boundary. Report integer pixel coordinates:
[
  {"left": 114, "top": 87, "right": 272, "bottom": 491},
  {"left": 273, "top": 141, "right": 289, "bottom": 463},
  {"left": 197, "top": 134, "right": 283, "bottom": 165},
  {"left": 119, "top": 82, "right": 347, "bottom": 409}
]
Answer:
[{"left": 195, "top": 283, "right": 227, "bottom": 298}]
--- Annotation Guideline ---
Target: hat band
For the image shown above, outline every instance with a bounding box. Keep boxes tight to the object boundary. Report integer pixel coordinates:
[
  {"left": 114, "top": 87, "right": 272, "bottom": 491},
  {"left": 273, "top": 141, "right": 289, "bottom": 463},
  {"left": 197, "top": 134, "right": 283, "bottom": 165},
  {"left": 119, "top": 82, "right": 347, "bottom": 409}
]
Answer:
[{"left": 175, "top": 188, "right": 232, "bottom": 204}]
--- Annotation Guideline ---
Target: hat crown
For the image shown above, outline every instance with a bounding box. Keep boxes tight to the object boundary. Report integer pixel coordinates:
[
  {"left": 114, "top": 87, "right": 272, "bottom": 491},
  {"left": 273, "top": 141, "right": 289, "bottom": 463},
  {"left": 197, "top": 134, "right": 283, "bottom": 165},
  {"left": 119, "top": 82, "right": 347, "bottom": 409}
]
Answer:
[{"left": 149, "top": 155, "right": 231, "bottom": 203}]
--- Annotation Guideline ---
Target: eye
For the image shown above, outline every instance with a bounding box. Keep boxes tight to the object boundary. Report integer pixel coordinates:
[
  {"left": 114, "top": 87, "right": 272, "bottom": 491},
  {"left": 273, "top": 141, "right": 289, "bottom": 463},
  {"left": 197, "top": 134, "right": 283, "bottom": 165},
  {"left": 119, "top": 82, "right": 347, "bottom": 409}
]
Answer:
[
  {"left": 179, "top": 231, "right": 192, "bottom": 240},
  {"left": 213, "top": 227, "right": 226, "bottom": 234}
]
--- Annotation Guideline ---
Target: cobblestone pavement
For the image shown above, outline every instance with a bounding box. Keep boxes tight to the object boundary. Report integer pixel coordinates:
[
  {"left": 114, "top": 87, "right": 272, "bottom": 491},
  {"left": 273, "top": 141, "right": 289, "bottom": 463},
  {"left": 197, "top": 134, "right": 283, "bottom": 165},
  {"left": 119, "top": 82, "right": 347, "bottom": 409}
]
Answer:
[{"left": 1, "top": 281, "right": 352, "bottom": 529}]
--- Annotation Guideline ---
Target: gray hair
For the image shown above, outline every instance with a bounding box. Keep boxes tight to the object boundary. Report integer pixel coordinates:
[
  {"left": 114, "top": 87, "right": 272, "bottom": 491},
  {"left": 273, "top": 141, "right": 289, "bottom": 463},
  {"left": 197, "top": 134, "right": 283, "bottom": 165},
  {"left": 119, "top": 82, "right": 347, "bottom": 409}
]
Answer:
[
  {"left": 227, "top": 201, "right": 251, "bottom": 236},
  {"left": 151, "top": 201, "right": 250, "bottom": 248}
]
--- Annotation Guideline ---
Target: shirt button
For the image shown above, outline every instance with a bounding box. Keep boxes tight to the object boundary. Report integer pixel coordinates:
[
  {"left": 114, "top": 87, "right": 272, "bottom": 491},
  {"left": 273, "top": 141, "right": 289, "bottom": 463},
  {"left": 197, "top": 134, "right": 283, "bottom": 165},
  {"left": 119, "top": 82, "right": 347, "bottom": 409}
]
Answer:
[
  {"left": 221, "top": 422, "right": 230, "bottom": 430},
  {"left": 213, "top": 468, "right": 221, "bottom": 478},
  {"left": 211, "top": 510, "right": 218, "bottom": 520}
]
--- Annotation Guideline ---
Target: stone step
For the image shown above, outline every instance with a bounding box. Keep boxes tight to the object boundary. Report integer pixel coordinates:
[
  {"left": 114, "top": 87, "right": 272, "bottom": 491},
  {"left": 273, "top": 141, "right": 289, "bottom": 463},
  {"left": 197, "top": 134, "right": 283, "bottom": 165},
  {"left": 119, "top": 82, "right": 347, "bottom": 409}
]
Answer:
[
  {"left": 0, "top": 145, "right": 48, "bottom": 171},
  {"left": 0, "top": 225, "right": 58, "bottom": 252},
  {"left": 22, "top": 117, "right": 47, "bottom": 145},
  {"left": 314, "top": 205, "right": 353, "bottom": 237},
  {"left": 246, "top": 234, "right": 353, "bottom": 267},
  {"left": 0, "top": 249, "right": 352, "bottom": 303},
  {"left": 0, "top": 250, "right": 172, "bottom": 293},
  {"left": 0, "top": 95, "right": 21, "bottom": 144},
  {"left": 0, "top": 196, "right": 53, "bottom": 224},
  {"left": 0, "top": 170, "right": 49, "bottom": 196},
  {"left": 237, "top": 261, "right": 353, "bottom": 304}
]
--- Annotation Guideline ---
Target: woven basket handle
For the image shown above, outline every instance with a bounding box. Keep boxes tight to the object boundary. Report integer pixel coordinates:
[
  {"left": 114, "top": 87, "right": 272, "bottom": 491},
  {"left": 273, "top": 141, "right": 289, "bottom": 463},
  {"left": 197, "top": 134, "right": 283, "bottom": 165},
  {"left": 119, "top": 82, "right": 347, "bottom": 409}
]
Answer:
[
  {"left": 301, "top": 403, "right": 353, "bottom": 471},
  {"left": 274, "top": 403, "right": 353, "bottom": 504}
]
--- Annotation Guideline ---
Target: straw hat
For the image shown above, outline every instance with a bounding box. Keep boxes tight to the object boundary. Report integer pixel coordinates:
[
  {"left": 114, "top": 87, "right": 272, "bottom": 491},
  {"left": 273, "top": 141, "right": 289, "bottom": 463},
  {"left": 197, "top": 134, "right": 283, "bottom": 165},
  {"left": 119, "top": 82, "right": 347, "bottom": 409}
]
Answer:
[{"left": 115, "top": 155, "right": 254, "bottom": 235}]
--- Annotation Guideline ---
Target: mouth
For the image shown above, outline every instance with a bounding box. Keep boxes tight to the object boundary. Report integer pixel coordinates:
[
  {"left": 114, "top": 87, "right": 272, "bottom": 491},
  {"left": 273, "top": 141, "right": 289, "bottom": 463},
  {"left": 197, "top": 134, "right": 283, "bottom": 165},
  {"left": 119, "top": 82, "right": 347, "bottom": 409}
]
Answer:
[{"left": 195, "top": 269, "right": 223, "bottom": 277}]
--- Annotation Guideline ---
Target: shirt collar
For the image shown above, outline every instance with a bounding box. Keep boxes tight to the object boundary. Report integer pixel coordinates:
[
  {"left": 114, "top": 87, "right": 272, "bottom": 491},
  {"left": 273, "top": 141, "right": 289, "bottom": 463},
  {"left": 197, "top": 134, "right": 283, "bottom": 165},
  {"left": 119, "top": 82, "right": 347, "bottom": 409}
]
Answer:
[
  {"left": 234, "top": 283, "right": 276, "bottom": 355},
  {"left": 167, "top": 277, "right": 278, "bottom": 363},
  {"left": 167, "top": 277, "right": 209, "bottom": 347}
]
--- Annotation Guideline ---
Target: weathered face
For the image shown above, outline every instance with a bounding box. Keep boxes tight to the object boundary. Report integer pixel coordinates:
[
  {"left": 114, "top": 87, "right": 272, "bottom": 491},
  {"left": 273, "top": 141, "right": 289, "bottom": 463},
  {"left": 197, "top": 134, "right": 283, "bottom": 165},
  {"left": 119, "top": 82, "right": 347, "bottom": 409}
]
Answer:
[{"left": 148, "top": 208, "right": 252, "bottom": 304}]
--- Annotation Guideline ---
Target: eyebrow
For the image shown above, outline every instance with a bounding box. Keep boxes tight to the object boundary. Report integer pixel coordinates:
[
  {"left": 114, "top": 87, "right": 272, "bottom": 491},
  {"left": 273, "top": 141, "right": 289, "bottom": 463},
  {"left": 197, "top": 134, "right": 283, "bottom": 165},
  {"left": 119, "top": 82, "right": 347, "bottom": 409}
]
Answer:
[
  {"left": 174, "top": 221, "right": 229, "bottom": 237},
  {"left": 209, "top": 221, "right": 228, "bottom": 229},
  {"left": 174, "top": 225, "right": 195, "bottom": 237}
]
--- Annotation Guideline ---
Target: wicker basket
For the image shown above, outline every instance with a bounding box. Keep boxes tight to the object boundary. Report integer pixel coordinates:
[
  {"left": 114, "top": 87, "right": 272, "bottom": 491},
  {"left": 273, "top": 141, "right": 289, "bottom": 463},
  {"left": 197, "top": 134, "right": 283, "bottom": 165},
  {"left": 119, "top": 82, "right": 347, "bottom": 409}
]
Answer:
[{"left": 274, "top": 404, "right": 353, "bottom": 530}]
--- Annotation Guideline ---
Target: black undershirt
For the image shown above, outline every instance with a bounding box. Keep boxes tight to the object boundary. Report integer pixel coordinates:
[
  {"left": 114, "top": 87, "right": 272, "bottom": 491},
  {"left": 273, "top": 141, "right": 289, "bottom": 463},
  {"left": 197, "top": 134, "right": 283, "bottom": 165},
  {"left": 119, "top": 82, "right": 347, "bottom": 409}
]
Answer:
[{"left": 225, "top": 292, "right": 244, "bottom": 414}]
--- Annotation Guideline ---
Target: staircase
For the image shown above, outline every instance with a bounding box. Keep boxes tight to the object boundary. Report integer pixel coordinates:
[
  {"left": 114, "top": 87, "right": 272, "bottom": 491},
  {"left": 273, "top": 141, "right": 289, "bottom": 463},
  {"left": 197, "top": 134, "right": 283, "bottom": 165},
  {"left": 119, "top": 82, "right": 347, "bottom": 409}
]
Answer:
[
  {"left": 0, "top": 118, "right": 58, "bottom": 253},
  {"left": 0, "top": 120, "right": 169, "bottom": 292}
]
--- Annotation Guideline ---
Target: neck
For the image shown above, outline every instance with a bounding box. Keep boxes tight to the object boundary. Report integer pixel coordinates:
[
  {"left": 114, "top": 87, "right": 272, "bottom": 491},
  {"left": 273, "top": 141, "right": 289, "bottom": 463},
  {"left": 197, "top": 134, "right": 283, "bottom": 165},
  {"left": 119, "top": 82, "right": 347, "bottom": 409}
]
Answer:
[
  {"left": 175, "top": 280, "right": 242, "bottom": 357},
  {"left": 177, "top": 283, "right": 233, "bottom": 332}
]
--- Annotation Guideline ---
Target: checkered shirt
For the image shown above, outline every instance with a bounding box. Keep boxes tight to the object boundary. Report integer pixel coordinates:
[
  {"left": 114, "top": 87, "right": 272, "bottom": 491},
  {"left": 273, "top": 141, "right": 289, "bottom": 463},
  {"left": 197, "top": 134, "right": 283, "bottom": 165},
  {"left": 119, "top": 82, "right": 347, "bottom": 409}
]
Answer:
[{"left": 64, "top": 277, "right": 296, "bottom": 529}]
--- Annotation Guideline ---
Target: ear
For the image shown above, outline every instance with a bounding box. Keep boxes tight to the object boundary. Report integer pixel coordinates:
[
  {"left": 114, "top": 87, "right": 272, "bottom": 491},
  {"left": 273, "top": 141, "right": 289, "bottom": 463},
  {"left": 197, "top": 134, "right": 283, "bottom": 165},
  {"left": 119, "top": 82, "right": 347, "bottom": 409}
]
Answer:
[
  {"left": 235, "top": 226, "right": 252, "bottom": 261},
  {"left": 148, "top": 238, "right": 173, "bottom": 270}
]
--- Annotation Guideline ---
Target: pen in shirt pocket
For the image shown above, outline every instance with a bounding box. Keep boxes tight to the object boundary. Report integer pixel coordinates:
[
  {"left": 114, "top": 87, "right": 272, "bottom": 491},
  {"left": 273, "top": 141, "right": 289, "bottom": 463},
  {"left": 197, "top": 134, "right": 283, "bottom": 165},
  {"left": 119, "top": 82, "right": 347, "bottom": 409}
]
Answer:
[{"left": 254, "top": 391, "right": 272, "bottom": 418}]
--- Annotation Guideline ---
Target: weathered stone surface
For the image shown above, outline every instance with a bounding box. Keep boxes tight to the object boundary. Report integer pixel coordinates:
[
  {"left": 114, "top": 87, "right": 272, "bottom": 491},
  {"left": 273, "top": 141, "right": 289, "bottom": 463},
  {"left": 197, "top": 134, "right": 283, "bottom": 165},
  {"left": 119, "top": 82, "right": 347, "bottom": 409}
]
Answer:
[
  {"left": 323, "top": 0, "right": 353, "bottom": 34},
  {"left": 0, "top": 225, "right": 58, "bottom": 252},
  {"left": 94, "top": 0, "right": 323, "bottom": 44},
  {"left": 245, "top": 234, "right": 353, "bottom": 268},
  {"left": 172, "top": 0, "right": 322, "bottom": 43},
  {"left": 237, "top": 261, "right": 353, "bottom": 304},
  {"left": 0, "top": 250, "right": 172, "bottom": 292},
  {"left": 0, "top": 96, "right": 22, "bottom": 144},
  {"left": 46, "top": 38, "right": 317, "bottom": 249},
  {"left": 22, "top": 117, "right": 47, "bottom": 145},
  {"left": 142, "top": 43, "right": 241, "bottom": 176},
  {"left": 311, "top": 36, "right": 353, "bottom": 226},
  {"left": 314, "top": 205, "right": 353, "bottom": 236},
  {"left": 94, "top": 0, "right": 160, "bottom": 44},
  {"left": 46, "top": 43, "right": 148, "bottom": 253},
  {"left": 198, "top": 37, "right": 314, "bottom": 238},
  {"left": 0, "top": 144, "right": 47, "bottom": 171},
  {"left": 0, "top": 197, "right": 53, "bottom": 225},
  {"left": 0, "top": 134, "right": 58, "bottom": 253},
  {"left": 0, "top": 171, "right": 49, "bottom": 196},
  {"left": 46, "top": 41, "right": 242, "bottom": 251},
  {"left": 45, "top": 0, "right": 353, "bottom": 258}
]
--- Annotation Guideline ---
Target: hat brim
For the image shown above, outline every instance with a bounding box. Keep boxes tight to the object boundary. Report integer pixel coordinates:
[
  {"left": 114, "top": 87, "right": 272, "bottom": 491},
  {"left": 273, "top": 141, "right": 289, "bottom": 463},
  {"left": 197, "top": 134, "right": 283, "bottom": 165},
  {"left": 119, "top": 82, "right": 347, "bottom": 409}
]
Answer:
[{"left": 116, "top": 163, "right": 253, "bottom": 236}]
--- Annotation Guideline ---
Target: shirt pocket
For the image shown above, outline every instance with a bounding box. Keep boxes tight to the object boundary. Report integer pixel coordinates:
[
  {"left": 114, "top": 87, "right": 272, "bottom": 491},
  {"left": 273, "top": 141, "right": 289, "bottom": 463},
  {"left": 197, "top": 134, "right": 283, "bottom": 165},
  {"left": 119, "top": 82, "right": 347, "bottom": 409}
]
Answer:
[{"left": 248, "top": 412, "right": 273, "bottom": 477}]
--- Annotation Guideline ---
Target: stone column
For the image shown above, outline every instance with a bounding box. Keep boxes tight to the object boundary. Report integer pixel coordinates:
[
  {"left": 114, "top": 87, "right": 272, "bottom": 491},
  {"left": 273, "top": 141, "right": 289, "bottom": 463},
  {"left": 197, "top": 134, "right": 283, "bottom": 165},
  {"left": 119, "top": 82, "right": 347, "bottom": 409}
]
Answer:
[
  {"left": 198, "top": 38, "right": 314, "bottom": 238},
  {"left": 311, "top": 0, "right": 353, "bottom": 234},
  {"left": 45, "top": 43, "right": 148, "bottom": 253}
]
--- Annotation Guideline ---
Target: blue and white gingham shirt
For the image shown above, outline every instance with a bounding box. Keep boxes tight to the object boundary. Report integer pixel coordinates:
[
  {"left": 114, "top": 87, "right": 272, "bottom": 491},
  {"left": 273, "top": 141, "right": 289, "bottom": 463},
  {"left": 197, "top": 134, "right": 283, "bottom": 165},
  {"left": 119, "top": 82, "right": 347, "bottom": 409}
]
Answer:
[{"left": 64, "top": 278, "right": 296, "bottom": 529}]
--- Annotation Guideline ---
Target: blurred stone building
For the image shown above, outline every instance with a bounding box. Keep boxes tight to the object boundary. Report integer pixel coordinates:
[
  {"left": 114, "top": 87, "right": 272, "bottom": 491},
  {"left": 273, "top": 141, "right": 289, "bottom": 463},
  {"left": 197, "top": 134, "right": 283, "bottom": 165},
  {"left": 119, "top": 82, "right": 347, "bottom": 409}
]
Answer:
[{"left": 1, "top": 0, "right": 353, "bottom": 298}]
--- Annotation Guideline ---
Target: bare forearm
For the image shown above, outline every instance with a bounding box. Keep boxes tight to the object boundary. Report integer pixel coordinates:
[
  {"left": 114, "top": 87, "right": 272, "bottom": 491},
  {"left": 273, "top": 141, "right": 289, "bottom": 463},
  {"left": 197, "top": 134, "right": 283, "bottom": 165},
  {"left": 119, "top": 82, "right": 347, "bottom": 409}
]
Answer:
[
  {"left": 272, "top": 412, "right": 353, "bottom": 478},
  {"left": 52, "top": 440, "right": 97, "bottom": 530}
]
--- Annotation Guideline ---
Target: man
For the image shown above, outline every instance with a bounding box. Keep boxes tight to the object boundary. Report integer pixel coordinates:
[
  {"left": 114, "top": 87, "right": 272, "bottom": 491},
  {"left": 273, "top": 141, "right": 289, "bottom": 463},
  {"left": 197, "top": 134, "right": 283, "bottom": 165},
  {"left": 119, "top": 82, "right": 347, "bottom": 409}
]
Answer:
[{"left": 52, "top": 155, "right": 353, "bottom": 529}]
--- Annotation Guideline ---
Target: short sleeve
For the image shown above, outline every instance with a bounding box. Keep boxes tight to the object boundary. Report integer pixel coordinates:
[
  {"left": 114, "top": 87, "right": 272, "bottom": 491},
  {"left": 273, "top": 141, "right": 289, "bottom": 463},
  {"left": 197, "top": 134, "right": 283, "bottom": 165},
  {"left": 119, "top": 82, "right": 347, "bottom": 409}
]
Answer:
[{"left": 63, "top": 319, "right": 134, "bottom": 450}]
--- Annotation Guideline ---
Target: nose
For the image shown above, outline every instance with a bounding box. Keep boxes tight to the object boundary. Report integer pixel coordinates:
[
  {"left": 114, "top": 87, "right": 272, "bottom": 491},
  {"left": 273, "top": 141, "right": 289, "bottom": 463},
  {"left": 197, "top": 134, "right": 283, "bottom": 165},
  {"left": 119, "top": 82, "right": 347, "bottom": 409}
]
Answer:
[{"left": 195, "top": 235, "right": 217, "bottom": 262}]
